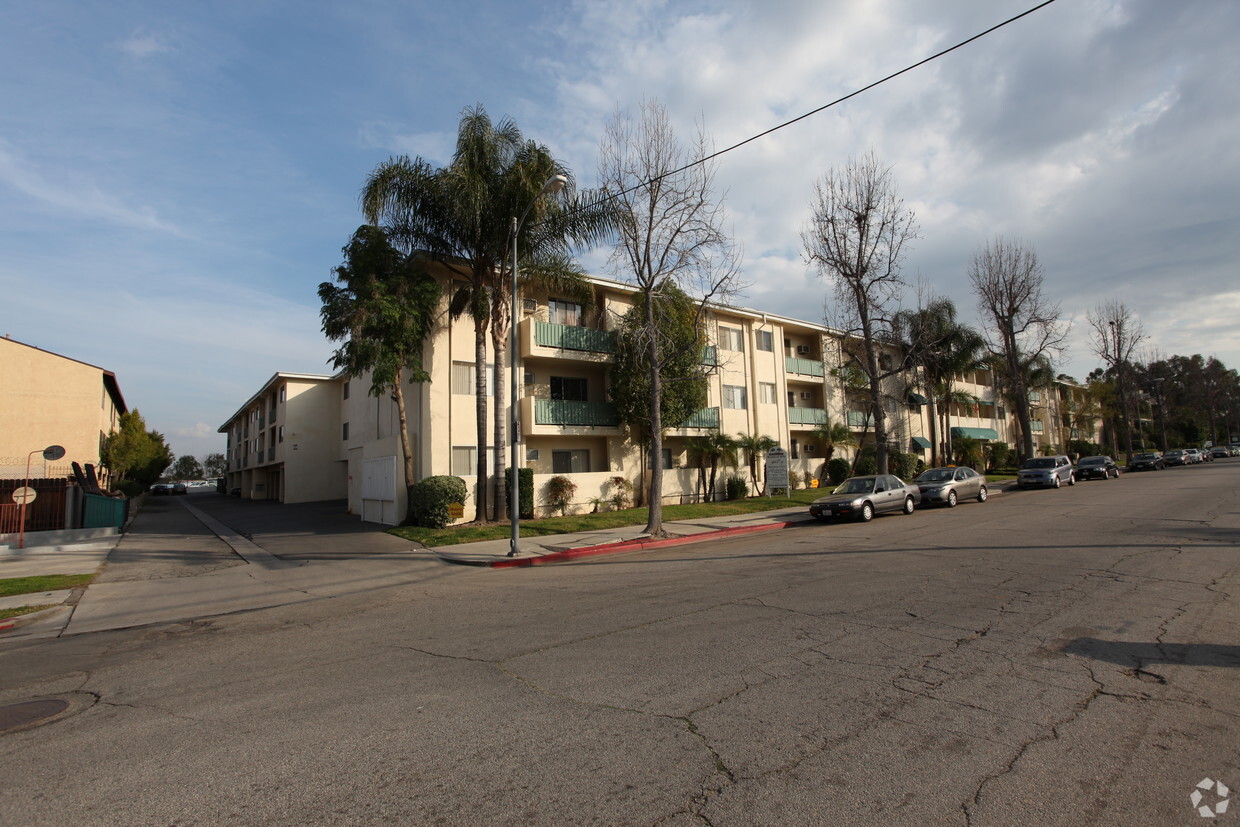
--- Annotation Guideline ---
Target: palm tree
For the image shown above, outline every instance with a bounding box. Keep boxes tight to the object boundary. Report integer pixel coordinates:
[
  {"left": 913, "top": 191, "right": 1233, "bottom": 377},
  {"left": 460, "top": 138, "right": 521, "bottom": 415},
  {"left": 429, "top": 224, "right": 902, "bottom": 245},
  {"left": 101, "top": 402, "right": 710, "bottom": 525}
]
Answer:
[
  {"left": 953, "top": 435, "right": 984, "bottom": 468},
  {"left": 699, "top": 432, "right": 738, "bottom": 501},
  {"left": 684, "top": 435, "right": 712, "bottom": 502},
  {"left": 362, "top": 106, "right": 610, "bottom": 522},
  {"left": 734, "top": 432, "right": 777, "bottom": 494},
  {"left": 809, "top": 419, "right": 856, "bottom": 481}
]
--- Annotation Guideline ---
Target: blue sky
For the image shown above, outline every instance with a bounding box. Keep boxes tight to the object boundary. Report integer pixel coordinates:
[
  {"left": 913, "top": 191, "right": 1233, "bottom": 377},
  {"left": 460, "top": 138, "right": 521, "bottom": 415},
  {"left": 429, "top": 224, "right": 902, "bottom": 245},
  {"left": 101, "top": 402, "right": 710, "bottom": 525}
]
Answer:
[{"left": 3, "top": 0, "right": 1238, "bottom": 461}]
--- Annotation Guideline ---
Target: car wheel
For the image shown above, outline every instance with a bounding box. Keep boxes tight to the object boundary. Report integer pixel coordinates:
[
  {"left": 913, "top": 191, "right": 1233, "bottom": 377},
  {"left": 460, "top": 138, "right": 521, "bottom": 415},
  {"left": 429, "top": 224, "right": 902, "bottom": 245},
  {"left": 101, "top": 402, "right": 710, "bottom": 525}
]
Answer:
[
  {"left": 903, "top": 496, "right": 915, "bottom": 515},
  {"left": 947, "top": 490, "right": 958, "bottom": 508},
  {"left": 859, "top": 502, "right": 874, "bottom": 522},
  {"left": 1068, "top": 473, "right": 1076, "bottom": 486},
  {"left": 1053, "top": 476, "right": 1061, "bottom": 489},
  {"left": 977, "top": 485, "right": 988, "bottom": 503}
]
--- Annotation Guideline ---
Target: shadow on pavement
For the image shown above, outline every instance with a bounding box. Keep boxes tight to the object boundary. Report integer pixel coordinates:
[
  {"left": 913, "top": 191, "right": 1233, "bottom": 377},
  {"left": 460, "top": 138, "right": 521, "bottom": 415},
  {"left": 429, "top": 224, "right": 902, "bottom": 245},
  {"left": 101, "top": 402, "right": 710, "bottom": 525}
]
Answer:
[{"left": 1062, "top": 637, "right": 1240, "bottom": 668}]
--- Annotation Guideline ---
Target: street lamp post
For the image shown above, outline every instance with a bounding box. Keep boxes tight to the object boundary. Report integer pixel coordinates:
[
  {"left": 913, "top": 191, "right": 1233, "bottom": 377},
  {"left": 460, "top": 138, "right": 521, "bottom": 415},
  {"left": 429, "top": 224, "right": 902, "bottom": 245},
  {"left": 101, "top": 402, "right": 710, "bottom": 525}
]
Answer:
[
  {"left": 509, "top": 174, "right": 568, "bottom": 557},
  {"left": 17, "top": 444, "right": 65, "bottom": 549}
]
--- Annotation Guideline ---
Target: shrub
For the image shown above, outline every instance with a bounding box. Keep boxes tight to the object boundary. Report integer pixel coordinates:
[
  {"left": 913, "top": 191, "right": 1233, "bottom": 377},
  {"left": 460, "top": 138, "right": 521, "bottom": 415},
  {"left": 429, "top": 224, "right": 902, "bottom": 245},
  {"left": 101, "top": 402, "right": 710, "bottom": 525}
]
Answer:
[
  {"left": 503, "top": 468, "right": 535, "bottom": 520},
  {"left": 887, "top": 450, "right": 917, "bottom": 480},
  {"left": 607, "top": 475, "right": 634, "bottom": 510},
  {"left": 986, "top": 441, "right": 1012, "bottom": 471},
  {"left": 116, "top": 479, "right": 145, "bottom": 498},
  {"left": 407, "top": 475, "right": 467, "bottom": 528},
  {"left": 827, "top": 457, "right": 851, "bottom": 485},
  {"left": 725, "top": 475, "right": 749, "bottom": 500},
  {"left": 544, "top": 475, "right": 577, "bottom": 516},
  {"left": 854, "top": 445, "right": 878, "bottom": 477}
]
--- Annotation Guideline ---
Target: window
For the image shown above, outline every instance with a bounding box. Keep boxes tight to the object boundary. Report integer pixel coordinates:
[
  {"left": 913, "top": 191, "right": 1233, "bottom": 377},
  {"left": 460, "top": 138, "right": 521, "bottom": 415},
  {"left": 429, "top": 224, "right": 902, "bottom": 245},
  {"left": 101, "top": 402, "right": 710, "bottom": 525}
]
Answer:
[
  {"left": 452, "top": 361, "right": 496, "bottom": 395},
  {"left": 791, "top": 439, "right": 799, "bottom": 460},
  {"left": 279, "top": 385, "right": 286, "bottom": 403},
  {"left": 719, "top": 326, "right": 744, "bottom": 352},
  {"left": 550, "top": 376, "right": 588, "bottom": 401},
  {"left": 451, "top": 446, "right": 477, "bottom": 476},
  {"left": 649, "top": 448, "right": 673, "bottom": 469},
  {"left": 551, "top": 449, "right": 589, "bottom": 473},
  {"left": 759, "top": 382, "right": 777, "bottom": 404},
  {"left": 722, "top": 384, "right": 747, "bottom": 409},
  {"left": 342, "top": 422, "right": 349, "bottom": 441},
  {"left": 548, "top": 299, "right": 584, "bottom": 327},
  {"left": 278, "top": 426, "right": 284, "bottom": 444},
  {"left": 343, "top": 381, "right": 350, "bottom": 400},
  {"left": 756, "top": 330, "right": 773, "bottom": 352}
]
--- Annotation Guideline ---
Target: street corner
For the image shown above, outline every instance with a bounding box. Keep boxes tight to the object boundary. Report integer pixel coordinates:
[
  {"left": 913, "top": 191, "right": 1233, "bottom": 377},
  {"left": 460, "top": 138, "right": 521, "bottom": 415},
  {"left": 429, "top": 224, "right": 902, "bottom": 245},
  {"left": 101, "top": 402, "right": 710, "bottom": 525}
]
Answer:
[{"left": 0, "top": 602, "right": 74, "bottom": 640}]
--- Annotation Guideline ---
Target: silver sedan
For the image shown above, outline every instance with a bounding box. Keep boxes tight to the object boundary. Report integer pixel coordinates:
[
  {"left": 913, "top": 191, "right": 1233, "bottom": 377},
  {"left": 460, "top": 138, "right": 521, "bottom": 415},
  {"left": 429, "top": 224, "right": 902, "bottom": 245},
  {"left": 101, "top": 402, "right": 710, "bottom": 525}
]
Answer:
[
  {"left": 809, "top": 474, "right": 921, "bottom": 522},
  {"left": 914, "top": 466, "right": 988, "bottom": 507}
]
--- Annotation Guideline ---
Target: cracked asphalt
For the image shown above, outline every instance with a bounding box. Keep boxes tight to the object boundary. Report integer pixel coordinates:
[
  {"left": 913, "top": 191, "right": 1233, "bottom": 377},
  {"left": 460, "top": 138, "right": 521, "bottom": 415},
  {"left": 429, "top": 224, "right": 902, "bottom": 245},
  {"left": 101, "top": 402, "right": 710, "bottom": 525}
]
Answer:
[{"left": 1, "top": 463, "right": 1237, "bottom": 825}]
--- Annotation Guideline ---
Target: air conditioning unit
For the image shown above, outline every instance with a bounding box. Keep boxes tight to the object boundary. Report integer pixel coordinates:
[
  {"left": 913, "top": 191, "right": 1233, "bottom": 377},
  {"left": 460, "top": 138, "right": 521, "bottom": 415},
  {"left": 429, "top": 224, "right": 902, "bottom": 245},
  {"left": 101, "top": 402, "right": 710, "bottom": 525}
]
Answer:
[
  {"left": 524, "top": 372, "right": 535, "bottom": 385},
  {"left": 796, "top": 345, "right": 811, "bottom": 356},
  {"left": 800, "top": 391, "right": 813, "bottom": 400},
  {"left": 522, "top": 299, "right": 538, "bottom": 315},
  {"left": 526, "top": 449, "right": 540, "bottom": 461}
]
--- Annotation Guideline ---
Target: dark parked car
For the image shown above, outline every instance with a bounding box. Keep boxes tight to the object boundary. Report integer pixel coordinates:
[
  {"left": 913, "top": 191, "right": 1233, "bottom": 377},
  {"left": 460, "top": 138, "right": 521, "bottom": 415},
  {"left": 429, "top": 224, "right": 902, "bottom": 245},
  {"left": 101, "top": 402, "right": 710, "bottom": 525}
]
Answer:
[
  {"left": 150, "top": 483, "right": 173, "bottom": 496},
  {"left": 1163, "top": 449, "right": 1188, "bottom": 466},
  {"left": 1129, "top": 452, "right": 1165, "bottom": 471},
  {"left": 172, "top": 482, "right": 189, "bottom": 495},
  {"left": 1075, "top": 456, "right": 1120, "bottom": 480},
  {"left": 914, "top": 466, "right": 987, "bottom": 507},
  {"left": 1017, "top": 455, "right": 1075, "bottom": 488},
  {"left": 809, "top": 474, "right": 920, "bottom": 522},
  {"left": 1211, "top": 446, "right": 1231, "bottom": 459}
]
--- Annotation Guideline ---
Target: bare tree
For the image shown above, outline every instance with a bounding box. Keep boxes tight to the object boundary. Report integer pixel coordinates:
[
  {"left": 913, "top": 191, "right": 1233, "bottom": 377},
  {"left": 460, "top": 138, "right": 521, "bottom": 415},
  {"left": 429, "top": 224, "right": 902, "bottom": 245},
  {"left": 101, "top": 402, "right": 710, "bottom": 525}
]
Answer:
[
  {"left": 597, "top": 100, "right": 740, "bottom": 536},
  {"left": 968, "top": 236, "right": 1068, "bottom": 460},
  {"left": 802, "top": 152, "right": 918, "bottom": 475},
  {"left": 1088, "top": 300, "right": 1146, "bottom": 463}
]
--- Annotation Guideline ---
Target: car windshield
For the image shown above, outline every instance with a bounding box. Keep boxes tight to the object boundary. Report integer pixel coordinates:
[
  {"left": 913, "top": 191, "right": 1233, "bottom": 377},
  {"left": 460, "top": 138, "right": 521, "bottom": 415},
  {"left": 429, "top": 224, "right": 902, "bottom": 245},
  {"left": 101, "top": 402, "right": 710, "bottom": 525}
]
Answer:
[
  {"left": 1166, "top": 450, "right": 1183, "bottom": 456},
  {"left": 1022, "top": 458, "right": 1056, "bottom": 469},
  {"left": 1135, "top": 453, "right": 1157, "bottom": 460},
  {"left": 833, "top": 478, "right": 876, "bottom": 495},
  {"left": 1079, "top": 457, "right": 1106, "bottom": 466},
  {"left": 916, "top": 470, "right": 953, "bottom": 483}
]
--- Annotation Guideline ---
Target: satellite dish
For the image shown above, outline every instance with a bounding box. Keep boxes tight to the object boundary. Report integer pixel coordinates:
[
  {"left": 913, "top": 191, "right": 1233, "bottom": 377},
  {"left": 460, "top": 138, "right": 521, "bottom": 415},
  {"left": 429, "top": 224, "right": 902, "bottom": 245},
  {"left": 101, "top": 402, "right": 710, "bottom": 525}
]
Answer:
[{"left": 43, "top": 445, "right": 66, "bottom": 461}]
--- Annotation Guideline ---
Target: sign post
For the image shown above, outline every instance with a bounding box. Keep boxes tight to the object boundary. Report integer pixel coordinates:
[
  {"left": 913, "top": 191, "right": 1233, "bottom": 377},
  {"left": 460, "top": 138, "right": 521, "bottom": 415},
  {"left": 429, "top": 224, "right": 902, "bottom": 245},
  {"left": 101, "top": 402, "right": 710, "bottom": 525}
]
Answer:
[
  {"left": 765, "top": 446, "right": 789, "bottom": 499},
  {"left": 18, "top": 444, "right": 64, "bottom": 549}
]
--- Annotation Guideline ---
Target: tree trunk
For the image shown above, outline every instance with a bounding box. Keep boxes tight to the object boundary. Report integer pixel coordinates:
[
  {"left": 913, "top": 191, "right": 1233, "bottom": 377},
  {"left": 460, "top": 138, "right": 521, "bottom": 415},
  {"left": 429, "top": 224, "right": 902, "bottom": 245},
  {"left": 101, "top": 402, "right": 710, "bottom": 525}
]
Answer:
[
  {"left": 473, "top": 317, "right": 489, "bottom": 522},
  {"left": 925, "top": 395, "right": 940, "bottom": 468},
  {"left": 491, "top": 301, "right": 511, "bottom": 523},
  {"left": 392, "top": 370, "right": 417, "bottom": 524},
  {"left": 645, "top": 292, "right": 665, "bottom": 535}
]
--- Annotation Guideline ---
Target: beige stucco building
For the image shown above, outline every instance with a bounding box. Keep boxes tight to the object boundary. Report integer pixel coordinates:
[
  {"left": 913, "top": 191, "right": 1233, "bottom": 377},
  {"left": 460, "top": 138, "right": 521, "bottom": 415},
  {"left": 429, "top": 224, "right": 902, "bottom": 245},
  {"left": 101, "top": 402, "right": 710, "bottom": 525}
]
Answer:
[
  {"left": 220, "top": 268, "right": 1097, "bottom": 525},
  {"left": 1, "top": 336, "right": 127, "bottom": 481}
]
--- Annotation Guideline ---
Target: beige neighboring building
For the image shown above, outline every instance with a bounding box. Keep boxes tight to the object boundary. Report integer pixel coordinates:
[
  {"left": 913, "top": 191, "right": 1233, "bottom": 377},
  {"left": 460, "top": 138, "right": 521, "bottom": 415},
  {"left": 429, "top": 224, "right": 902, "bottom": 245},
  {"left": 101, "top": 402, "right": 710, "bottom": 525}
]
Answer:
[
  {"left": 0, "top": 335, "right": 127, "bottom": 481},
  {"left": 219, "top": 267, "right": 1100, "bottom": 525}
]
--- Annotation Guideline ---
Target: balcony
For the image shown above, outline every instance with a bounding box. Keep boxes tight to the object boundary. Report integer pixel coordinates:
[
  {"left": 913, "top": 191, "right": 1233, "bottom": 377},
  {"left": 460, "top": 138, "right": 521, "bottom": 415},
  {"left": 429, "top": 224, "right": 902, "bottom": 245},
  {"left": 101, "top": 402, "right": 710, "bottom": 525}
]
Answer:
[
  {"left": 701, "top": 345, "right": 719, "bottom": 367},
  {"left": 785, "top": 357, "right": 824, "bottom": 377},
  {"left": 519, "top": 318, "right": 615, "bottom": 364},
  {"left": 521, "top": 397, "right": 622, "bottom": 436},
  {"left": 788, "top": 407, "right": 828, "bottom": 427},
  {"left": 847, "top": 411, "right": 874, "bottom": 429}
]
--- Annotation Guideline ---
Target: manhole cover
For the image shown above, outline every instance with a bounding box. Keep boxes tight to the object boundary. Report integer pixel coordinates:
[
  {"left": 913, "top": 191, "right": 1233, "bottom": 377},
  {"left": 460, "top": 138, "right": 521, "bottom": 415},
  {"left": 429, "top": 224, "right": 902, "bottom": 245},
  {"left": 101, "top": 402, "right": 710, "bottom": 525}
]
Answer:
[{"left": 0, "top": 699, "right": 70, "bottom": 734}]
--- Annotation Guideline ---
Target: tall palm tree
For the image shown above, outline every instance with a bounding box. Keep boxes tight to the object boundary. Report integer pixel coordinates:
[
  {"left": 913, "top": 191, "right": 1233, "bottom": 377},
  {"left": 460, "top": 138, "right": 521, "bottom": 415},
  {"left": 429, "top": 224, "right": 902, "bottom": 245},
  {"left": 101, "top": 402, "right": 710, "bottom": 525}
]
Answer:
[
  {"left": 362, "top": 106, "right": 611, "bottom": 522},
  {"left": 684, "top": 435, "right": 712, "bottom": 502},
  {"left": 734, "top": 432, "right": 777, "bottom": 495},
  {"left": 809, "top": 419, "right": 856, "bottom": 480},
  {"left": 701, "top": 432, "right": 738, "bottom": 501}
]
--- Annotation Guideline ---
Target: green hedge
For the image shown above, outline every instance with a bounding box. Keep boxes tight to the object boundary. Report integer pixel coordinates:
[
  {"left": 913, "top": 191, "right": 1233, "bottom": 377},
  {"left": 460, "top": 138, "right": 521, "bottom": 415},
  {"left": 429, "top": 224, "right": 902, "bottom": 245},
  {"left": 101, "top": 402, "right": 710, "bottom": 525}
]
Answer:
[
  {"left": 725, "top": 475, "right": 749, "bottom": 500},
  {"left": 827, "top": 457, "right": 851, "bottom": 485},
  {"left": 504, "top": 468, "right": 535, "bottom": 520},
  {"left": 407, "top": 475, "right": 467, "bottom": 528}
]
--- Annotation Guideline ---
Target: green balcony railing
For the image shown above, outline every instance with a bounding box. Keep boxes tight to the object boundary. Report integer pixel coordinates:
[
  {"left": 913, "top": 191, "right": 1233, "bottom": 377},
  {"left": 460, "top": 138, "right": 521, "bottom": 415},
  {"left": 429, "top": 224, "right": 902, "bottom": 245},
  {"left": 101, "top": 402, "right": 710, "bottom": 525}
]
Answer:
[
  {"left": 788, "top": 407, "right": 828, "bottom": 426},
  {"left": 847, "top": 410, "right": 874, "bottom": 429},
  {"left": 534, "top": 322, "right": 614, "bottom": 353},
  {"left": 535, "top": 399, "right": 619, "bottom": 427},
  {"left": 785, "top": 357, "right": 824, "bottom": 377},
  {"left": 679, "top": 406, "right": 721, "bottom": 429},
  {"left": 701, "top": 345, "right": 719, "bottom": 366}
]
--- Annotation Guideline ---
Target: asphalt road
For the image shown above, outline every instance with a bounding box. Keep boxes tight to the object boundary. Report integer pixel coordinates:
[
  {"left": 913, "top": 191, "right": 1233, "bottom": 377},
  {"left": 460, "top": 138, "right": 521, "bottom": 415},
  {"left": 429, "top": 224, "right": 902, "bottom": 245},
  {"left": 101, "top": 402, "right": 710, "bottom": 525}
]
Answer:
[{"left": 1, "top": 462, "right": 1237, "bottom": 825}]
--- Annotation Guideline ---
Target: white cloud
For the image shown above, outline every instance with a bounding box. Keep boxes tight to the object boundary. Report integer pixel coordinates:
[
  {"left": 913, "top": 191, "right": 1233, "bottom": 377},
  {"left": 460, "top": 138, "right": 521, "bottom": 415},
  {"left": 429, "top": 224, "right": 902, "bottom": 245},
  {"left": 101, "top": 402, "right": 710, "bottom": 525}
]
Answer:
[{"left": 118, "top": 31, "right": 173, "bottom": 59}]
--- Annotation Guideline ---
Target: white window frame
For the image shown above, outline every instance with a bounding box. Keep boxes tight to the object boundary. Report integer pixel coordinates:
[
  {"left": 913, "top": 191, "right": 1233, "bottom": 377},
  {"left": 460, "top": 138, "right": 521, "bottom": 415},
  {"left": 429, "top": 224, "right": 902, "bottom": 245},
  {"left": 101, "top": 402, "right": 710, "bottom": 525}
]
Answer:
[{"left": 722, "top": 384, "right": 748, "bottom": 410}]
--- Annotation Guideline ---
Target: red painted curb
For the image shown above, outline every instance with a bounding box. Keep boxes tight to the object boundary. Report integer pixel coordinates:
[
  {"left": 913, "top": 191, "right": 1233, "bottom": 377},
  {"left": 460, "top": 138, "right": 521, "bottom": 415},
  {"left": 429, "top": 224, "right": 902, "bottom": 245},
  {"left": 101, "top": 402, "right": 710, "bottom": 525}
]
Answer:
[{"left": 490, "top": 519, "right": 802, "bottom": 569}]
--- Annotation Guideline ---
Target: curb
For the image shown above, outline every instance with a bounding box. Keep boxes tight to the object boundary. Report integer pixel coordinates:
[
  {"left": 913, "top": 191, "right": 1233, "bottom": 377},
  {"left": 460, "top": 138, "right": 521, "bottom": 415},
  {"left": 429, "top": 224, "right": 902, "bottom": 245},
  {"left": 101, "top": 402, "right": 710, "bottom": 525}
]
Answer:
[{"left": 489, "top": 519, "right": 804, "bottom": 569}]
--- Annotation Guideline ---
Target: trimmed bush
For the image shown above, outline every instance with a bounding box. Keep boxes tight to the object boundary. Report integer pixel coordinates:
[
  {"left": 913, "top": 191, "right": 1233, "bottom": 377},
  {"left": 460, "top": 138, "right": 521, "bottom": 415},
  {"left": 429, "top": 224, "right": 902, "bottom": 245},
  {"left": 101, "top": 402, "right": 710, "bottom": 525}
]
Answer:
[
  {"left": 545, "top": 475, "right": 577, "bottom": 516},
  {"left": 407, "top": 475, "right": 467, "bottom": 528},
  {"left": 725, "top": 475, "right": 749, "bottom": 500},
  {"left": 854, "top": 445, "right": 878, "bottom": 477},
  {"left": 116, "top": 480, "right": 145, "bottom": 498},
  {"left": 504, "top": 468, "right": 535, "bottom": 520},
  {"left": 827, "top": 457, "right": 851, "bottom": 485},
  {"left": 888, "top": 450, "right": 917, "bottom": 480}
]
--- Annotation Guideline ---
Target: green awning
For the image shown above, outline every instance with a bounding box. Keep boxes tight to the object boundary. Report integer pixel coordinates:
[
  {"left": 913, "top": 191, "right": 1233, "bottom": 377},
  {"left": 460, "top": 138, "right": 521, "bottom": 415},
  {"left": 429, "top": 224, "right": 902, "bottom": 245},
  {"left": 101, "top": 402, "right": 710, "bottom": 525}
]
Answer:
[
  {"left": 951, "top": 427, "right": 999, "bottom": 440},
  {"left": 908, "top": 393, "right": 928, "bottom": 405},
  {"left": 910, "top": 436, "right": 931, "bottom": 450}
]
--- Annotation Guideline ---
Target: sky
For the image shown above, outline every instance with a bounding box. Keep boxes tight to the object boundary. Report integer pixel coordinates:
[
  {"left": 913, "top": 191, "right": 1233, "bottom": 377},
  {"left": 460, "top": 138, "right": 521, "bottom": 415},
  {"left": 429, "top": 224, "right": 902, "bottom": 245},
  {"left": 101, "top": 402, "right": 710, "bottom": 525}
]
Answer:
[{"left": 3, "top": 0, "right": 1237, "bottom": 461}]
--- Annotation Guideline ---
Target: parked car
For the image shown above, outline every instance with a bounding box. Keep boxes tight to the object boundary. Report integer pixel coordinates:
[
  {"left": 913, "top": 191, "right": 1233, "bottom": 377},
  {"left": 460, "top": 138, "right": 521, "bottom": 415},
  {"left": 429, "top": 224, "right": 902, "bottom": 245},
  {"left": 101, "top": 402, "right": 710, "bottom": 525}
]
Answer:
[
  {"left": 1017, "top": 455, "right": 1075, "bottom": 488},
  {"left": 172, "top": 482, "right": 189, "bottom": 495},
  {"left": 1163, "top": 449, "right": 1188, "bottom": 466},
  {"left": 1199, "top": 448, "right": 1214, "bottom": 462},
  {"left": 913, "top": 466, "right": 987, "bottom": 507},
  {"left": 1211, "top": 446, "right": 1231, "bottom": 459},
  {"left": 1184, "top": 448, "right": 1204, "bottom": 464},
  {"left": 1129, "top": 452, "right": 1165, "bottom": 471},
  {"left": 809, "top": 474, "right": 920, "bottom": 522},
  {"left": 1075, "top": 455, "right": 1120, "bottom": 480},
  {"left": 150, "top": 483, "right": 173, "bottom": 496}
]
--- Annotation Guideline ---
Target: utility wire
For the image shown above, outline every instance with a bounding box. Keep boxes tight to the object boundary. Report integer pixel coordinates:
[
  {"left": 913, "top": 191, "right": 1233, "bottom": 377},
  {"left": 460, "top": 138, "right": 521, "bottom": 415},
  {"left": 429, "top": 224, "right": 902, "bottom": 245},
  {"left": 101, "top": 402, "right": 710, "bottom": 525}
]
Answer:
[{"left": 600, "top": 0, "right": 1060, "bottom": 201}]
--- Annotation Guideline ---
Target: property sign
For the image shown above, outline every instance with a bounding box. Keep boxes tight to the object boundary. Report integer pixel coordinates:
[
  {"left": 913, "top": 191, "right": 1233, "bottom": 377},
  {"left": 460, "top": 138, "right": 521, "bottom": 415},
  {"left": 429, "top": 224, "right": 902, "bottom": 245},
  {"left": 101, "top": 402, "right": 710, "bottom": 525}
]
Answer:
[
  {"left": 11, "top": 487, "right": 37, "bottom": 505},
  {"left": 765, "top": 447, "right": 789, "bottom": 496},
  {"left": 447, "top": 502, "right": 465, "bottom": 519}
]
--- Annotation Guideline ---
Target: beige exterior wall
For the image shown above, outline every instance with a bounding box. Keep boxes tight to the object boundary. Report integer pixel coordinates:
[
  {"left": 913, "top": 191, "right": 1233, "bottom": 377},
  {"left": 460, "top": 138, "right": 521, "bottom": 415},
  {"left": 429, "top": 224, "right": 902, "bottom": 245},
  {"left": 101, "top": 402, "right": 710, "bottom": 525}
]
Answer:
[
  {"left": 0, "top": 337, "right": 126, "bottom": 480},
  {"left": 219, "top": 267, "right": 1104, "bottom": 523}
]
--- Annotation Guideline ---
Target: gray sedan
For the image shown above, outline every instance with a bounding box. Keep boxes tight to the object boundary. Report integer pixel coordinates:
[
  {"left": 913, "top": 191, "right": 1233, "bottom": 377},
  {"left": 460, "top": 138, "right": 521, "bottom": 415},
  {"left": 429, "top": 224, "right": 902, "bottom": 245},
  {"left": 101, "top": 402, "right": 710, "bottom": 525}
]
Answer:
[
  {"left": 809, "top": 474, "right": 921, "bottom": 522},
  {"left": 914, "top": 466, "right": 988, "bottom": 507}
]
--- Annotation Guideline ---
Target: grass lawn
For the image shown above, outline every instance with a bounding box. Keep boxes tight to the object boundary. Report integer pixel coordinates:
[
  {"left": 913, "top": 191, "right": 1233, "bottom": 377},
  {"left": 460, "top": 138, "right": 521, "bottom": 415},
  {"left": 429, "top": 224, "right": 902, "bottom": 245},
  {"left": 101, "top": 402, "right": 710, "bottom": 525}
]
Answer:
[
  {"left": 390, "top": 487, "right": 825, "bottom": 547},
  {"left": 0, "top": 573, "right": 96, "bottom": 599},
  {"left": 0, "top": 604, "right": 57, "bottom": 622}
]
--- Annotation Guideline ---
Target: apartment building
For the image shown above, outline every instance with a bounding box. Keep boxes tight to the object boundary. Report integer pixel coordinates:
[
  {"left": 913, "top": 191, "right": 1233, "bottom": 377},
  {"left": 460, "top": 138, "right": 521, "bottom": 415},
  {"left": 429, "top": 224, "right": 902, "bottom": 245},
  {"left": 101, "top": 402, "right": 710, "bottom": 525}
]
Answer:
[
  {"left": 219, "top": 269, "right": 1089, "bottom": 524},
  {"left": 1, "top": 335, "right": 127, "bottom": 481}
]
